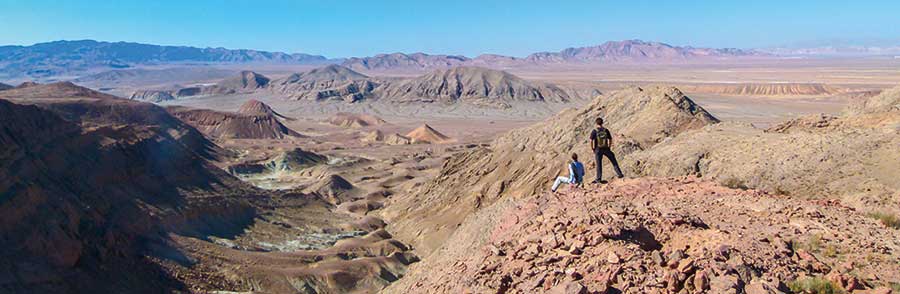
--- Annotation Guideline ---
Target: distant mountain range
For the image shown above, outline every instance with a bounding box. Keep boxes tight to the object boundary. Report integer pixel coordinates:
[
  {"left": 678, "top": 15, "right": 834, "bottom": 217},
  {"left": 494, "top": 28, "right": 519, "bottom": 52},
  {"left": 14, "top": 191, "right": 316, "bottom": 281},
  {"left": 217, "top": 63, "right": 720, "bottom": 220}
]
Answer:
[
  {"left": 760, "top": 45, "right": 900, "bottom": 56},
  {"left": 524, "top": 39, "right": 764, "bottom": 63},
  {"left": 0, "top": 40, "right": 332, "bottom": 79},
  {"left": 342, "top": 40, "right": 768, "bottom": 71},
  {"left": 4, "top": 39, "right": 898, "bottom": 81}
]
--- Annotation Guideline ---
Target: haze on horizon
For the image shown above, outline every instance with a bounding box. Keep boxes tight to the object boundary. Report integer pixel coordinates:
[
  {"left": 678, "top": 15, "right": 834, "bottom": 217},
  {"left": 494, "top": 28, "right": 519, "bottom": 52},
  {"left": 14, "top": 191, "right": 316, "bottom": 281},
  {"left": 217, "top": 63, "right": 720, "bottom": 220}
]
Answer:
[{"left": 1, "top": 0, "right": 899, "bottom": 58}]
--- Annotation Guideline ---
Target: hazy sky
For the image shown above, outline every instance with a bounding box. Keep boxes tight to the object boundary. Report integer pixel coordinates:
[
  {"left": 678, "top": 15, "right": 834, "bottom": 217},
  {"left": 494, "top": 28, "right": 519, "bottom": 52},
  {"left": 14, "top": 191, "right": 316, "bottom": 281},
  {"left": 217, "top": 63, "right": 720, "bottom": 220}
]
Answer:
[{"left": 1, "top": 0, "right": 898, "bottom": 58}]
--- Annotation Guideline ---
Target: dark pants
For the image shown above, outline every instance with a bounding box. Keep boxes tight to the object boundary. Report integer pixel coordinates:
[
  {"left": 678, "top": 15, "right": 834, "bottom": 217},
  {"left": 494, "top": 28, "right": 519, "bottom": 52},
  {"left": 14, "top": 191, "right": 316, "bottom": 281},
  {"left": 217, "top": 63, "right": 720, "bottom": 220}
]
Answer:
[{"left": 594, "top": 148, "right": 624, "bottom": 181}]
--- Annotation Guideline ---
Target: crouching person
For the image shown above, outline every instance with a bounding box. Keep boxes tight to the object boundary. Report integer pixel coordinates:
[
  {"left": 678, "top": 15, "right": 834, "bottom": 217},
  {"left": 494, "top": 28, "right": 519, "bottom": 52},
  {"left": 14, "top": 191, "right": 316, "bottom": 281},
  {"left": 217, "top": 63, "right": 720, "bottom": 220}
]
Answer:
[{"left": 551, "top": 153, "right": 585, "bottom": 192}]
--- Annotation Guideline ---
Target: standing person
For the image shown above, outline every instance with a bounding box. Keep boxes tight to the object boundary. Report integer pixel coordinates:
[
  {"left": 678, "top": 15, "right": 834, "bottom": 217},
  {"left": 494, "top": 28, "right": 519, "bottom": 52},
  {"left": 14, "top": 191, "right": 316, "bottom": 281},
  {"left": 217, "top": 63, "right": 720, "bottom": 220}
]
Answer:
[
  {"left": 551, "top": 153, "right": 585, "bottom": 192},
  {"left": 590, "top": 117, "right": 624, "bottom": 184}
]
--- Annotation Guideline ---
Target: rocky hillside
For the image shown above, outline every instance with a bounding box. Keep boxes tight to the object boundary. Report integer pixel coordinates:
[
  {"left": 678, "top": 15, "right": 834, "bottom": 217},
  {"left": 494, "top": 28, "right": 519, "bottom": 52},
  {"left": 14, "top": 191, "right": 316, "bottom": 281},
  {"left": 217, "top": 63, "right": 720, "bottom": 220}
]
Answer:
[
  {"left": 0, "top": 81, "right": 119, "bottom": 100},
  {"left": 0, "top": 97, "right": 261, "bottom": 293},
  {"left": 375, "top": 66, "right": 572, "bottom": 107},
  {"left": 383, "top": 83, "right": 900, "bottom": 293},
  {"left": 384, "top": 86, "right": 718, "bottom": 253},
  {"left": 1, "top": 87, "right": 419, "bottom": 293},
  {"left": 268, "top": 64, "right": 378, "bottom": 102},
  {"left": 386, "top": 178, "right": 900, "bottom": 293},
  {"left": 167, "top": 105, "right": 301, "bottom": 140},
  {"left": 845, "top": 84, "right": 900, "bottom": 115},
  {"left": 0, "top": 40, "right": 330, "bottom": 79}
]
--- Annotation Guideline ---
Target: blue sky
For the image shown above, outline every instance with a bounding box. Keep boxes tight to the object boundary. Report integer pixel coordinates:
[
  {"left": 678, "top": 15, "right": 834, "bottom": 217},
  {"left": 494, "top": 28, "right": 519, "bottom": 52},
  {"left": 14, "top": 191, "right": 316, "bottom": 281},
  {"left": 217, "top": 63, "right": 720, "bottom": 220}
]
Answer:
[{"left": 1, "top": 0, "right": 898, "bottom": 58}]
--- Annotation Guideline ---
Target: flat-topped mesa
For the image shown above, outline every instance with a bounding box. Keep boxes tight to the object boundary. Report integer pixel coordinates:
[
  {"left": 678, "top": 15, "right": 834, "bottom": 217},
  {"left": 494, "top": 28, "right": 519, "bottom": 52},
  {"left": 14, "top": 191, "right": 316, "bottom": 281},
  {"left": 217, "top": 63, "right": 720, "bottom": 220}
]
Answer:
[
  {"left": 174, "top": 71, "right": 272, "bottom": 98},
  {"left": 679, "top": 82, "right": 844, "bottom": 97},
  {"left": 405, "top": 124, "right": 451, "bottom": 144},
  {"left": 384, "top": 85, "right": 718, "bottom": 253},
  {"left": 269, "top": 64, "right": 378, "bottom": 102},
  {"left": 376, "top": 66, "right": 571, "bottom": 107}
]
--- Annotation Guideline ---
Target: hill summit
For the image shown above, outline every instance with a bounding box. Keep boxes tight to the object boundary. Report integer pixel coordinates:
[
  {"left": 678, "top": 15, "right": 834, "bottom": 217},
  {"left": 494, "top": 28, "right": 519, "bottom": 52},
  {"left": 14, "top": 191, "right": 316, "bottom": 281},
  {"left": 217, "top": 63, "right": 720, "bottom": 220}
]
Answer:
[
  {"left": 269, "top": 65, "right": 378, "bottom": 102},
  {"left": 405, "top": 124, "right": 451, "bottom": 143},
  {"left": 236, "top": 99, "right": 291, "bottom": 120}
]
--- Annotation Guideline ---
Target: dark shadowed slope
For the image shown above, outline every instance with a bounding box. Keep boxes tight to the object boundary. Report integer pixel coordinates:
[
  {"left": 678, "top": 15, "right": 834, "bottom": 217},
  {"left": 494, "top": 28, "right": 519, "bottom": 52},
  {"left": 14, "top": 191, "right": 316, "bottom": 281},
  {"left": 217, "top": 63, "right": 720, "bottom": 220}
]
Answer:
[{"left": 0, "top": 98, "right": 258, "bottom": 293}]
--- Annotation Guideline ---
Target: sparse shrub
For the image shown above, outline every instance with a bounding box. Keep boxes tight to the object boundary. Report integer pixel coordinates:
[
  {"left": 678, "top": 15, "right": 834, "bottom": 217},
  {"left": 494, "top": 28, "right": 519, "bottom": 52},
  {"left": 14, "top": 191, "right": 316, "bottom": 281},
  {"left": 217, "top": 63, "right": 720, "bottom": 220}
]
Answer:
[
  {"left": 868, "top": 211, "right": 900, "bottom": 229},
  {"left": 720, "top": 177, "right": 749, "bottom": 190},
  {"left": 801, "top": 233, "right": 823, "bottom": 254},
  {"left": 774, "top": 186, "right": 791, "bottom": 196},
  {"left": 788, "top": 277, "right": 845, "bottom": 294},
  {"left": 890, "top": 282, "right": 900, "bottom": 292},
  {"left": 823, "top": 244, "right": 839, "bottom": 258}
]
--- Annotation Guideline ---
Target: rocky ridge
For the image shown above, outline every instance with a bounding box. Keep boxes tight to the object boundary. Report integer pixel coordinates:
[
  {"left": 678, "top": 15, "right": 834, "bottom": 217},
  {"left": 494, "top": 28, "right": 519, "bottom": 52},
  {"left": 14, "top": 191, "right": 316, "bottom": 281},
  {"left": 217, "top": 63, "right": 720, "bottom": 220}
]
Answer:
[
  {"left": 0, "top": 81, "right": 119, "bottom": 100},
  {"left": 129, "top": 90, "right": 176, "bottom": 102},
  {"left": 386, "top": 177, "right": 900, "bottom": 293},
  {"left": 375, "top": 66, "right": 572, "bottom": 108}
]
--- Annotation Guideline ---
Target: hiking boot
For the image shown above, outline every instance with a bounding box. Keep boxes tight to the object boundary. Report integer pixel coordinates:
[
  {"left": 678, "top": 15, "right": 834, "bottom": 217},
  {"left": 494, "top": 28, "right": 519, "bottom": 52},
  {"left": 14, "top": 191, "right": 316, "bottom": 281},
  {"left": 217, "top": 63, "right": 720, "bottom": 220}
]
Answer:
[{"left": 598, "top": 180, "right": 609, "bottom": 184}]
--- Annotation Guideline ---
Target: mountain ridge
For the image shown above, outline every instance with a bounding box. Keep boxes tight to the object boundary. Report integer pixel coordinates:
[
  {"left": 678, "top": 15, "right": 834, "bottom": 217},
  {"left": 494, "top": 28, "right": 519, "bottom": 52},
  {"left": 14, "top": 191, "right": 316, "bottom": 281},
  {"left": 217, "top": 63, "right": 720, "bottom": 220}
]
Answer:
[
  {"left": 0, "top": 39, "right": 333, "bottom": 79},
  {"left": 340, "top": 39, "right": 767, "bottom": 71}
]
